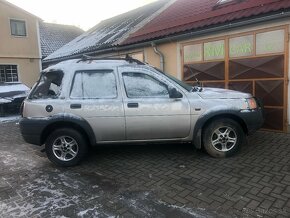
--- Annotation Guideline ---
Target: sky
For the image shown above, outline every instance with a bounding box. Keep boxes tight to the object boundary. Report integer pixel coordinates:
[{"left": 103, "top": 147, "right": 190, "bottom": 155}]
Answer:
[{"left": 6, "top": 0, "right": 157, "bottom": 30}]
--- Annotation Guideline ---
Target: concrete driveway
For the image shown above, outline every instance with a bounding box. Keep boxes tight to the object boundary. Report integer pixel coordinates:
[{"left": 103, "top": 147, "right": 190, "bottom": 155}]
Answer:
[{"left": 0, "top": 121, "right": 289, "bottom": 217}]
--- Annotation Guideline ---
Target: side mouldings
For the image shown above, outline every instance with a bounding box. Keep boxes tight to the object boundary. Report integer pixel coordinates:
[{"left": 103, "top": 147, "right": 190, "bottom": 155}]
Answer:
[
  {"left": 44, "top": 113, "right": 96, "bottom": 146},
  {"left": 192, "top": 109, "right": 245, "bottom": 149}
]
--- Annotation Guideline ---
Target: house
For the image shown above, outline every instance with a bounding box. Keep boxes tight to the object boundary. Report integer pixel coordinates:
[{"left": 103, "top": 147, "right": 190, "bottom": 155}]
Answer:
[
  {"left": 0, "top": 0, "right": 41, "bottom": 87},
  {"left": 44, "top": 0, "right": 290, "bottom": 132},
  {"left": 39, "top": 22, "right": 83, "bottom": 68}
]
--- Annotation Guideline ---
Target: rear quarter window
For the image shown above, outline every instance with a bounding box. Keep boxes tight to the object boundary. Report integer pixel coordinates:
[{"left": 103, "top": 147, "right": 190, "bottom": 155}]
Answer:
[{"left": 29, "top": 71, "right": 63, "bottom": 99}]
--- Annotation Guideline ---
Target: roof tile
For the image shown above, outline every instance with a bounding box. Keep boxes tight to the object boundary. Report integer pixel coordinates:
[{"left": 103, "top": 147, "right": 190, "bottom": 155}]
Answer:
[
  {"left": 123, "top": 0, "right": 290, "bottom": 45},
  {"left": 40, "top": 22, "right": 84, "bottom": 58}
]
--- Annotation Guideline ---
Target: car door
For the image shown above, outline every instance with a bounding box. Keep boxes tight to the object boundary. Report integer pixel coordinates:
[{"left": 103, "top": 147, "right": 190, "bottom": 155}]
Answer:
[
  {"left": 65, "top": 68, "right": 125, "bottom": 142},
  {"left": 118, "top": 66, "right": 191, "bottom": 140}
]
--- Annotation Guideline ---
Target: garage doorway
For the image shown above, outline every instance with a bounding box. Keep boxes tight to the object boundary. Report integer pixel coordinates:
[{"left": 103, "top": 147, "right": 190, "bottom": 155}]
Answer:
[{"left": 182, "top": 26, "right": 288, "bottom": 132}]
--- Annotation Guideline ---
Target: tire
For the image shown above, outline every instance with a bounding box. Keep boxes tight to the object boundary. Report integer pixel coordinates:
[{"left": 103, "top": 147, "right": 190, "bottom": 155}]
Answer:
[
  {"left": 45, "top": 128, "right": 88, "bottom": 167},
  {"left": 203, "top": 118, "right": 244, "bottom": 158}
]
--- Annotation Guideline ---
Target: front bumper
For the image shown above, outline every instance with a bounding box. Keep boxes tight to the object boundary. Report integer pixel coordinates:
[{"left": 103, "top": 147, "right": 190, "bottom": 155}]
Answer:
[{"left": 240, "top": 107, "right": 264, "bottom": 135}]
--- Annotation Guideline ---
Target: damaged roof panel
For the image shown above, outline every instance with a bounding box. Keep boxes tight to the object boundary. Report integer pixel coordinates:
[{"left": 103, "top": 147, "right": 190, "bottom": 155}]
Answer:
[{"left": 44, "top": 0, "right": 170, "bottom": 62}]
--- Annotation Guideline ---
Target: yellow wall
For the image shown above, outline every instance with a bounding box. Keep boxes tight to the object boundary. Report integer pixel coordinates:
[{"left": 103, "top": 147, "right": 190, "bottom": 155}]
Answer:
[
  {"left": 144, "top": 42, "right": 178, "bottom": 77},
  {"left": 0, "top": 0, "right": 41, "bottom": 86},
  {"left": 0, "top": 1, "right": 40, "bottom": 58},
  {"left": 0, "top": 57, "right": 40, "bottom": 87}
]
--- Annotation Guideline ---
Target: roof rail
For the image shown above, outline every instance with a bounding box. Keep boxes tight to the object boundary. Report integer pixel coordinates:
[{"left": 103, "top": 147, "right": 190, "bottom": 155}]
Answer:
[{"left": 76, "top": 54, "right": 145, "bottom": 65}]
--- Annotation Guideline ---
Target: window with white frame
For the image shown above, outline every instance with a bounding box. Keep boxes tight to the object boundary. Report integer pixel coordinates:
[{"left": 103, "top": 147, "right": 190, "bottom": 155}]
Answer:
[
  {"left": 10, "top": 19, "right": 27, "bottom": 36},
  {"left": 0, "top": 65, "right": 19, "bottom": 82}
]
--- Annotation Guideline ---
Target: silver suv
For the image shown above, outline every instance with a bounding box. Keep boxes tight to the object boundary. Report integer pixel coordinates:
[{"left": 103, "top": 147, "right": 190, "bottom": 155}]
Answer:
[{"left": 20, "top": 57, "right": 264, "bottom": 166}]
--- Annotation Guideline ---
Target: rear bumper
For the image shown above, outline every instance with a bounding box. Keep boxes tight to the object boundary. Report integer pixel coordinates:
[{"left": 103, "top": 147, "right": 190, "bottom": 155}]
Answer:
[{"left": 19, "top": 118, "right": 48, "bottom": 145}]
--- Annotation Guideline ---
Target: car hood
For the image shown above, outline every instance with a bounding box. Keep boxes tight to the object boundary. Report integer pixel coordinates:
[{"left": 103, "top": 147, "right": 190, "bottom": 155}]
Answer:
[{"left": 197, "top": 88, "right": 251, "bottom": 99}]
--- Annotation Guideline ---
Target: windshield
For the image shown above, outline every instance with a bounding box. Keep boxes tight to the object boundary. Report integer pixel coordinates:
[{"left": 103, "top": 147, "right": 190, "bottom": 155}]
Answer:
[
  {"left": 153, "top": 67, "right": 192, "bottom": 92},
  {"left": 29, "top": 70, "right": 63, "bottom": 99}
]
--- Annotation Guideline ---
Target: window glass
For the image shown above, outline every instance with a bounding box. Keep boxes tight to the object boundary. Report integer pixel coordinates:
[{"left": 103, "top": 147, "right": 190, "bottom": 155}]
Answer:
[
  {"left": 204, "top": 40, "right": 225, "bottom": 61},
  {"left": 0, "top": 65, "right": 18, "bottom": 82},
  {"left": 122, "top": 72, "right": 169, "bottom": 98},
  {"left": 71, "top": 70, "right": 117, "bottom": 99},
  {"left": 230, "top": 35, "right": 254, "bottom": 58},
  {"left": 184, "top": 44, "right": 202, "bottom": 63},
  {"left": 30, "top": 71, "right": 63, "bottom": 99},
  {"left": 256, "top": 30, "right": 285, "bottom": 55},
  {"left": 10, "top": 19, "right": 26, "bottom": 36}
]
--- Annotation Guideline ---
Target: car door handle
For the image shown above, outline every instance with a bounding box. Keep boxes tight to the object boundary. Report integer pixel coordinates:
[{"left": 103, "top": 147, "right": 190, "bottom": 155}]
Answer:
[
  {"left": 127, "top": 103, "right": 139, "bottom": 108},
  {"left": 70, "top": 104, "right": 82, "bottom": 109}
]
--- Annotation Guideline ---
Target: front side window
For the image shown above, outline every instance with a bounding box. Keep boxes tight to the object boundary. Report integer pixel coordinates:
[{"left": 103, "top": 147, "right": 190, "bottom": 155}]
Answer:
[
  {"left": 70, "top": 70, "right": 117, "bottom": 99},
  {"left": 122, "top": 72, "right": 169, "bottom": 98},
  {"left": 0, "top": 65, "right": 18, "bottom": 82},
  {"left": 10, "top": 19, "right": 27, "bottom": 36}
]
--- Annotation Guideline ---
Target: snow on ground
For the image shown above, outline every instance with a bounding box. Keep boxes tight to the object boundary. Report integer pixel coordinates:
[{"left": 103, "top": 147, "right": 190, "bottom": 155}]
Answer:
[{"left": 0, "top": 115, "right": 20, "bottom": 123}]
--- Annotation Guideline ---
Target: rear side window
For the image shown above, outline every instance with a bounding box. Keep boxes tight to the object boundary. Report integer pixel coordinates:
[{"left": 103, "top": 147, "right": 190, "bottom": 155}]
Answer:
[{"left": 70, "top": 70, "right": 117, "bottom": 99}]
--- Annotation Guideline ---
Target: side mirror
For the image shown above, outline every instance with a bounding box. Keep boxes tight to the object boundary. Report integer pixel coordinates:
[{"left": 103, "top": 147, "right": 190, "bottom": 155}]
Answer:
[{"left": 168, "top": 87, "right": 183, "bottom": 99}]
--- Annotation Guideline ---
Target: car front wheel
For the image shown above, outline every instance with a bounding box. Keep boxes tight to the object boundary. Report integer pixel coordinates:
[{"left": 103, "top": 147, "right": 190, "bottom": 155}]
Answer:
[
  {"left": 203, "top": 118, "right": 244, "bottom": 158},
  {"left": 45, "top": 128, "right": 88, "bottom": 167}
]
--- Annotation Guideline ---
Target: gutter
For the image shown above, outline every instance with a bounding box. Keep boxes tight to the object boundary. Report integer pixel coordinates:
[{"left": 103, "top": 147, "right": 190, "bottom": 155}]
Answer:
[{"left": 44, "top": 11, "right": 290, "bottom": 64}]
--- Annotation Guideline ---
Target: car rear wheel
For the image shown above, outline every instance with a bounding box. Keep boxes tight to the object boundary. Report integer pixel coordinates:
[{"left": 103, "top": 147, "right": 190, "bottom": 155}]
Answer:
[
  {"left": 203, "top": 118, "right": 244, "bottom": 158},
  {"left": 45, "top": 128, "right": 88, "bottom": 167}
]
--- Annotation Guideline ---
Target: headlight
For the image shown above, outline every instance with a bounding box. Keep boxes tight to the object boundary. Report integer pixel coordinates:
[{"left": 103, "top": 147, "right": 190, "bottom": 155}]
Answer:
[{"left": 241, "top": 98, "right": 257, "bottom": 110}]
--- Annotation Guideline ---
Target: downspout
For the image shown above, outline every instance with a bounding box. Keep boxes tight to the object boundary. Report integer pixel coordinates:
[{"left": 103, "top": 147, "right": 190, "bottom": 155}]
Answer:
[{"left": 151, "top": 42, "right": 164, "bottom": 72}]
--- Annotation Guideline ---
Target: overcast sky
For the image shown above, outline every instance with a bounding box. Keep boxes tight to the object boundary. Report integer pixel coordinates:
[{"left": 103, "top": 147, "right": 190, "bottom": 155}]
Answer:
[{"left": 7, "top": 0, "right": 157, "bottom": 30}]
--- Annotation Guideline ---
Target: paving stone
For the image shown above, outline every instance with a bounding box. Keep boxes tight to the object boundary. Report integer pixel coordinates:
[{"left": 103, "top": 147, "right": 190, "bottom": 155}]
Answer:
[{"left": 0, "top": 122, "right": 289, "bottom": 217}]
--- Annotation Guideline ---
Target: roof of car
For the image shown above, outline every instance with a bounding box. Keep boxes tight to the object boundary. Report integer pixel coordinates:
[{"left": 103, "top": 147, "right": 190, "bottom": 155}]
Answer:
[{"left": 43, "top": 58, "right": 145, "bottom": 74}]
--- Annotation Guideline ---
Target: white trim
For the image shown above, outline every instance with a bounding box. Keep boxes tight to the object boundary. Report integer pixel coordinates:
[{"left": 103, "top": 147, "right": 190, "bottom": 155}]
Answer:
[
  {"left": 176, "top": 43, "right": 181, "bottom": 80},
  {"left": 144, "top": 48, "right": 148, "bottom": 63},
  {"left": 0, "top": 63, "right": 20, "bottom": 82},
  {"left": 36, "top": 20, "right": 42, "bottom": 71},
  {"left": 217, "top": 0, "right": 233, "bottom": 5}
]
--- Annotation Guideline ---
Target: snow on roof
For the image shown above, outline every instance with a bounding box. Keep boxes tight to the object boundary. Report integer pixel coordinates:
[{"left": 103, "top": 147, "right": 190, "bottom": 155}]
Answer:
[
  {"left": 40, "top": 22, "right": 84, "bottom": 58},
  {"left": 43, "top": 59, "right": 131, "bottom": 74},
  {"left": 44, "top": 0, "right": 170, "bottom": 62},
  {"left": 0, "top": 83, "right": 29, "bottom": 94},
  {"left": 0, "top": 83, "right": 29, "bottom": 101}
]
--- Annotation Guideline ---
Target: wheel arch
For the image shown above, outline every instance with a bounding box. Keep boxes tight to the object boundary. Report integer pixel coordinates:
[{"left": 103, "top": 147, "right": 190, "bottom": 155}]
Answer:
[
  {"left": 40, "top": 115, "right": 96, "bottom": 146},
  {"left": 193, "top": 112, "right": 248, "bottom": 149}
]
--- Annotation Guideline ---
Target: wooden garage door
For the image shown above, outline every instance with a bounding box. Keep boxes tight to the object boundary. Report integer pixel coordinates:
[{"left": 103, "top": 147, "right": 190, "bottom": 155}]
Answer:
[{"left": 183, "top": 27, "right": 288, "bottom": 132}]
